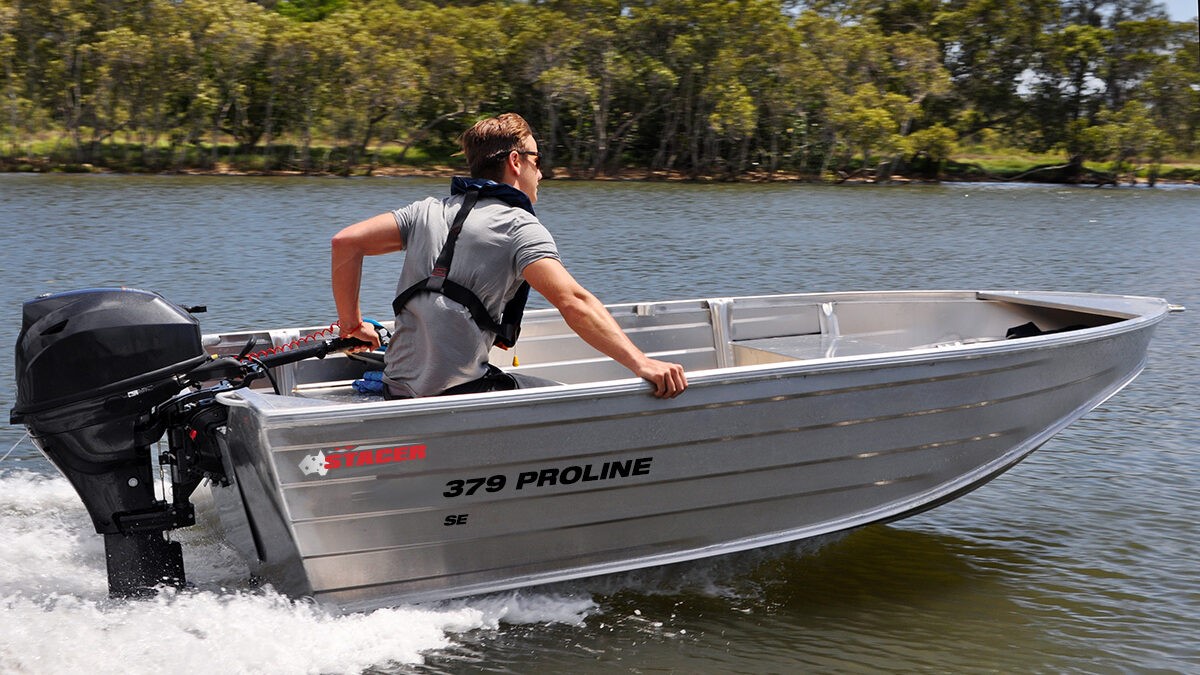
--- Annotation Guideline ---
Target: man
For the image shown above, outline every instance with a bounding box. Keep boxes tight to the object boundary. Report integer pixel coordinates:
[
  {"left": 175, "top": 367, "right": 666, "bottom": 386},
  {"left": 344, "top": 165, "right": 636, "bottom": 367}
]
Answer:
[{"left": 332, "top": 113, "right": 687, "bottom": 399}]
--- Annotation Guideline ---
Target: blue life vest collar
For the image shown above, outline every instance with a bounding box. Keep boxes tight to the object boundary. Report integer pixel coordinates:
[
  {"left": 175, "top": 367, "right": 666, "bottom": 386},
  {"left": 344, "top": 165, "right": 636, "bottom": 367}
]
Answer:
[{"left": 450, "top": 176, "right": 535, "bottom": 215}]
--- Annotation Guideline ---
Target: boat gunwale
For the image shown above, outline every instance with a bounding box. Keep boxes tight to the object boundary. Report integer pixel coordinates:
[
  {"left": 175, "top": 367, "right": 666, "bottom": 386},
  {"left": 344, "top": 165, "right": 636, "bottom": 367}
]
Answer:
[{"left": 212, "top": 290, "right": 1170, "bottom": 426}]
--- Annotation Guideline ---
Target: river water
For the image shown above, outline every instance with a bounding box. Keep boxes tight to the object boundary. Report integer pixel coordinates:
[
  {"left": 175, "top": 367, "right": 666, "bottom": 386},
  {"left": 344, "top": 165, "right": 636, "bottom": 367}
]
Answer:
[{"left": 0, "top": 174, "right": 1196, "bottom": 673}]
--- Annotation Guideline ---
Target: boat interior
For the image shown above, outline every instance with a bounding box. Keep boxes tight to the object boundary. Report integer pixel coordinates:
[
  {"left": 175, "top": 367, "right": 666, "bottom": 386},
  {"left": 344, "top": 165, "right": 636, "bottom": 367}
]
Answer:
[{"left": 202, "top": 291, "right": 1125, "bottom": 402}]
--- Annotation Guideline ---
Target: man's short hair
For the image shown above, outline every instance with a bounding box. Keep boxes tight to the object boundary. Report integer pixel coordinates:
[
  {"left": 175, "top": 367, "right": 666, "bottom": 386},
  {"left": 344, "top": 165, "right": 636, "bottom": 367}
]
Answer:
[{"left": 460, "top": 113, "right": 535, "bottom": 182}]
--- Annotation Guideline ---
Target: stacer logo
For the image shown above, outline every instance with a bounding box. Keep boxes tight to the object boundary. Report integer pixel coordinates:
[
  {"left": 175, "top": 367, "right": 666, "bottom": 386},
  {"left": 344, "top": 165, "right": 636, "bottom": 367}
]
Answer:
[{"left": 298, "top": 443, "right": 426, "bottom": 477}]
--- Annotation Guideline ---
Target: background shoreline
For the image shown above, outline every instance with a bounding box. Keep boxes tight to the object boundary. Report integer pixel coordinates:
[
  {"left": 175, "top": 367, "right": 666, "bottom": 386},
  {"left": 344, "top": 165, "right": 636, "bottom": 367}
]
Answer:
[{"left": 4, "top": 157, "right": 1196, "bottom": 187}]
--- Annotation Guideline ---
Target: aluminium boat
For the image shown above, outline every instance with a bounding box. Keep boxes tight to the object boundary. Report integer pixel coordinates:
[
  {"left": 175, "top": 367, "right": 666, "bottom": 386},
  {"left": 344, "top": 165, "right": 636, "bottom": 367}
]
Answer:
[{"left": 10, "top": 288, "right": 1179, "bottom": 612}]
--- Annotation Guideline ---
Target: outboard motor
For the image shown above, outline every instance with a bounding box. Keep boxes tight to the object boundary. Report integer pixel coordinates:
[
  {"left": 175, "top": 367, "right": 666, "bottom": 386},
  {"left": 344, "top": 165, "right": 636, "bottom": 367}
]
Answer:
[
  {"left": 11, "top": 287, "right": 367, "bottom": 598},
  {"left": 10, "top": 288, "right": 210, "bottom": 595}
]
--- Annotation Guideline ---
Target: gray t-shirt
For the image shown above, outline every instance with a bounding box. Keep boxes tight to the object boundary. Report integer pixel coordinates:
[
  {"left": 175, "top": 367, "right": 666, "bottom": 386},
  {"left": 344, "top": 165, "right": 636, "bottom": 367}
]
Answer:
[{"left": 383, "top": 194, "right": 559, "bottom": 397}]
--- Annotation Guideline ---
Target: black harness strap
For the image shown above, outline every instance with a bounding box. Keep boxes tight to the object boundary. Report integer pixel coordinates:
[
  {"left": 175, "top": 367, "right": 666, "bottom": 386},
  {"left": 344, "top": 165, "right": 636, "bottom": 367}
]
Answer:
[{"left": 391, "top": 190, "right": 529, "bottom": 349}]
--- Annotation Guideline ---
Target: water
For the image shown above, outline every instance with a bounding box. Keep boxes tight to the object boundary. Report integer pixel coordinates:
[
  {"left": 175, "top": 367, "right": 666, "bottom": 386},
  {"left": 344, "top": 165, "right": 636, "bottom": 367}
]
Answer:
[{"left": 1, "top": 174, "right": 1197, "bottom": 672}]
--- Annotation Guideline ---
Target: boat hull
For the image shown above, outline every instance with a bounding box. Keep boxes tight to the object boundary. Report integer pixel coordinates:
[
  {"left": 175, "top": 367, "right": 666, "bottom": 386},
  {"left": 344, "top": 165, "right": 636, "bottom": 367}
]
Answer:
[{"left": 203, "top": 291, "right": 1166, "bottom": 611}]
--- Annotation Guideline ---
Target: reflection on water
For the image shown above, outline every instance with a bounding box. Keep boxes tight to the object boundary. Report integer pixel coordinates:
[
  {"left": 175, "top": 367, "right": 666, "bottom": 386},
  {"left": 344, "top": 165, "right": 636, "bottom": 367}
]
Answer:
[
  {"left": 415, "top": 527, "right": 1048, "bottom": 673},
  {"left": 0, "top": 174, "right": 1197, "bottom": 672}
]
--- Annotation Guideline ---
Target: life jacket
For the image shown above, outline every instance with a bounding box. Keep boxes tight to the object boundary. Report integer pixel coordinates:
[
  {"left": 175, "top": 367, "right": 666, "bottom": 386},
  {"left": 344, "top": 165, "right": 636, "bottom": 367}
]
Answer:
[{"left": 391, "top": 179, "right": 533, "bottom": 349}]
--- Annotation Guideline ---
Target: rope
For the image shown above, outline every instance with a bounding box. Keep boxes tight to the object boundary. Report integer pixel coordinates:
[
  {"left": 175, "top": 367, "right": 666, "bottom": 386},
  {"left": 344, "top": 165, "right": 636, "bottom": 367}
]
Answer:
[{"left": 1, "top": 431, "right": 30, "bottom": 465}]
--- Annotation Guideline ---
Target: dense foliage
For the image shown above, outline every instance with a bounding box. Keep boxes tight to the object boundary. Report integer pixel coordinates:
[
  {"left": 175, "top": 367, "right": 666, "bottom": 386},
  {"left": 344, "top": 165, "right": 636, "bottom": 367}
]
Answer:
[{"left": 1, "top": 0, "right": 1196, "bottom": 179}]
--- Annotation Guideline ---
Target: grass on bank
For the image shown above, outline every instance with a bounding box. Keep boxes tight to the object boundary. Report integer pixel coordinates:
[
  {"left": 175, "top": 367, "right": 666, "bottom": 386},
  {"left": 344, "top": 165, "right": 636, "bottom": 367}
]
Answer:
[
  {"left": 949, "top": 147, "right": 1200, "bottom": 183},
  {"left": 0, "top": 135, "right": 462, "bottom": 175}
]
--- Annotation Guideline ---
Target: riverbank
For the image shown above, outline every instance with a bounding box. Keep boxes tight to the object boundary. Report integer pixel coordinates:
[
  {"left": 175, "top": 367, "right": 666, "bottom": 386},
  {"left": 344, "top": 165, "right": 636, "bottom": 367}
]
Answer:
[{"left": 2, "top": 150, "right": 1197, "bottom": 186}]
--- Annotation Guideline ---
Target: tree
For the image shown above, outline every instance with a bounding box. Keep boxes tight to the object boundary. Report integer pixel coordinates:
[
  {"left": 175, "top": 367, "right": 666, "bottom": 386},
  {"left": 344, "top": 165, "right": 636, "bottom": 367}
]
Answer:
[
  {"left": 1027, "top": 22, "right": 1111, "bottom": 153},
  {"left": 935, "top": 0, "right": 1058, "bottom": 136},
  {"left": 268, "top": 17, "right": 341, "bottom": 171},
  {"left": 375, "top": 5, "right": 508, "bottom": 172},
  {"left": 902, "top": 123, "right": 958, "bottom": 177},
  {"left": 828, "top": 84, "right": 910, "bottom": 177},
  {"left": 274, "top": 0, "right": 346, "bottom": 22},
  {"left": 25, "top": 0, "right": 96, "bottom": 160},
  {"left": 0, "top": 0, "right": 34, "bottom": 150},
  {"left": 1122, "top": 17, "right": 1199, "bottom": 155},
  {"left": 322, "top": 6, "right": 425, "bottom": 172},
  {"left": 510, "top": 4, "right": 588, "bottom": 173},
  {"left": 1089, "top": 101, "right": 1168, "bottom": 183},
  {"left": 176, "top": 0, "right": 274, "bottom": 155}
]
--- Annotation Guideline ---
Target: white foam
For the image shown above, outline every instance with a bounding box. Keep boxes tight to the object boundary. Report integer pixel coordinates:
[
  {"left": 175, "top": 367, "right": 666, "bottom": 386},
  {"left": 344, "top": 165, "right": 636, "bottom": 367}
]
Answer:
[
  {"left": 0, "top": 468, "right": 830, "bottom": 671},
  {"left": 0, "top": 471, "right": 599, "bottom": 672},
  {"left": 0, "top": 470, "right": 108, "bottom": 599}
]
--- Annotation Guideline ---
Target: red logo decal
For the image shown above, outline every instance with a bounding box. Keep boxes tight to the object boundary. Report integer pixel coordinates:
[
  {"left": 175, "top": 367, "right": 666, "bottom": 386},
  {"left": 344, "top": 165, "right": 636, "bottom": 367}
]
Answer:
[{"left": 323, "top": 444, "right": 427, "bottom": 471}]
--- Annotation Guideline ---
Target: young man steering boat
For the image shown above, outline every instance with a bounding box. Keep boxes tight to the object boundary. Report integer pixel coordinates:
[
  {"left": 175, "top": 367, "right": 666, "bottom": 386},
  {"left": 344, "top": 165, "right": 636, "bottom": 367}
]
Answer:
[{"left": 331, "top": 112, "right": 687, "bottom": 399}]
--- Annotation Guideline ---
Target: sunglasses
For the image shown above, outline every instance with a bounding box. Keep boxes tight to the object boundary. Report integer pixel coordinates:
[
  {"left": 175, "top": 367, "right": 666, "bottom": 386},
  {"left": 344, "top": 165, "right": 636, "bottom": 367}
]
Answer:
[{"left": 489, "top": 149, "right": 542, "bottom": 170}]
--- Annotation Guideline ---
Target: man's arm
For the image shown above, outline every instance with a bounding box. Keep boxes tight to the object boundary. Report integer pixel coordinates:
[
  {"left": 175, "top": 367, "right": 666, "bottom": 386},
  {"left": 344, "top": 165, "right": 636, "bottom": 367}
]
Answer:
[
  {"left": 331, "top": 212, "right": 405, "bottom": 349},
  {"left": 522, "top": 258, "right": 687, "bottom": 399}
]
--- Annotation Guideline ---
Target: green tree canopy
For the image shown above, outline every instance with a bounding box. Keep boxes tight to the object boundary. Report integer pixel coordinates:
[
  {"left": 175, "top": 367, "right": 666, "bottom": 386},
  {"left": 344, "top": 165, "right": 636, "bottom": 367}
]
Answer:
[{"left": 0, "top": 0, "right": 1194, "bottom": 179}]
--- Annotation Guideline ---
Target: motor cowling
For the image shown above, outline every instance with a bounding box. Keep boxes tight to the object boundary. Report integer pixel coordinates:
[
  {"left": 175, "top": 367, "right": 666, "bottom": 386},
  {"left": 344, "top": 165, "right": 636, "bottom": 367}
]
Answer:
[
  {"left": 10, "top": 288, "right": 209, "bottom": 596},
  {"left": 12, "top": 287, "right": 207, "bottom": 419}
]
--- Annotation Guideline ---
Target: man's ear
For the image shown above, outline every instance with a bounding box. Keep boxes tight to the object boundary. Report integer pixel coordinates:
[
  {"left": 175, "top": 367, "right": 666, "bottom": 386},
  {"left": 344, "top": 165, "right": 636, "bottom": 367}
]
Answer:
[{"left": 501, "top": 150, "right": 520, "bottom": 183}]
